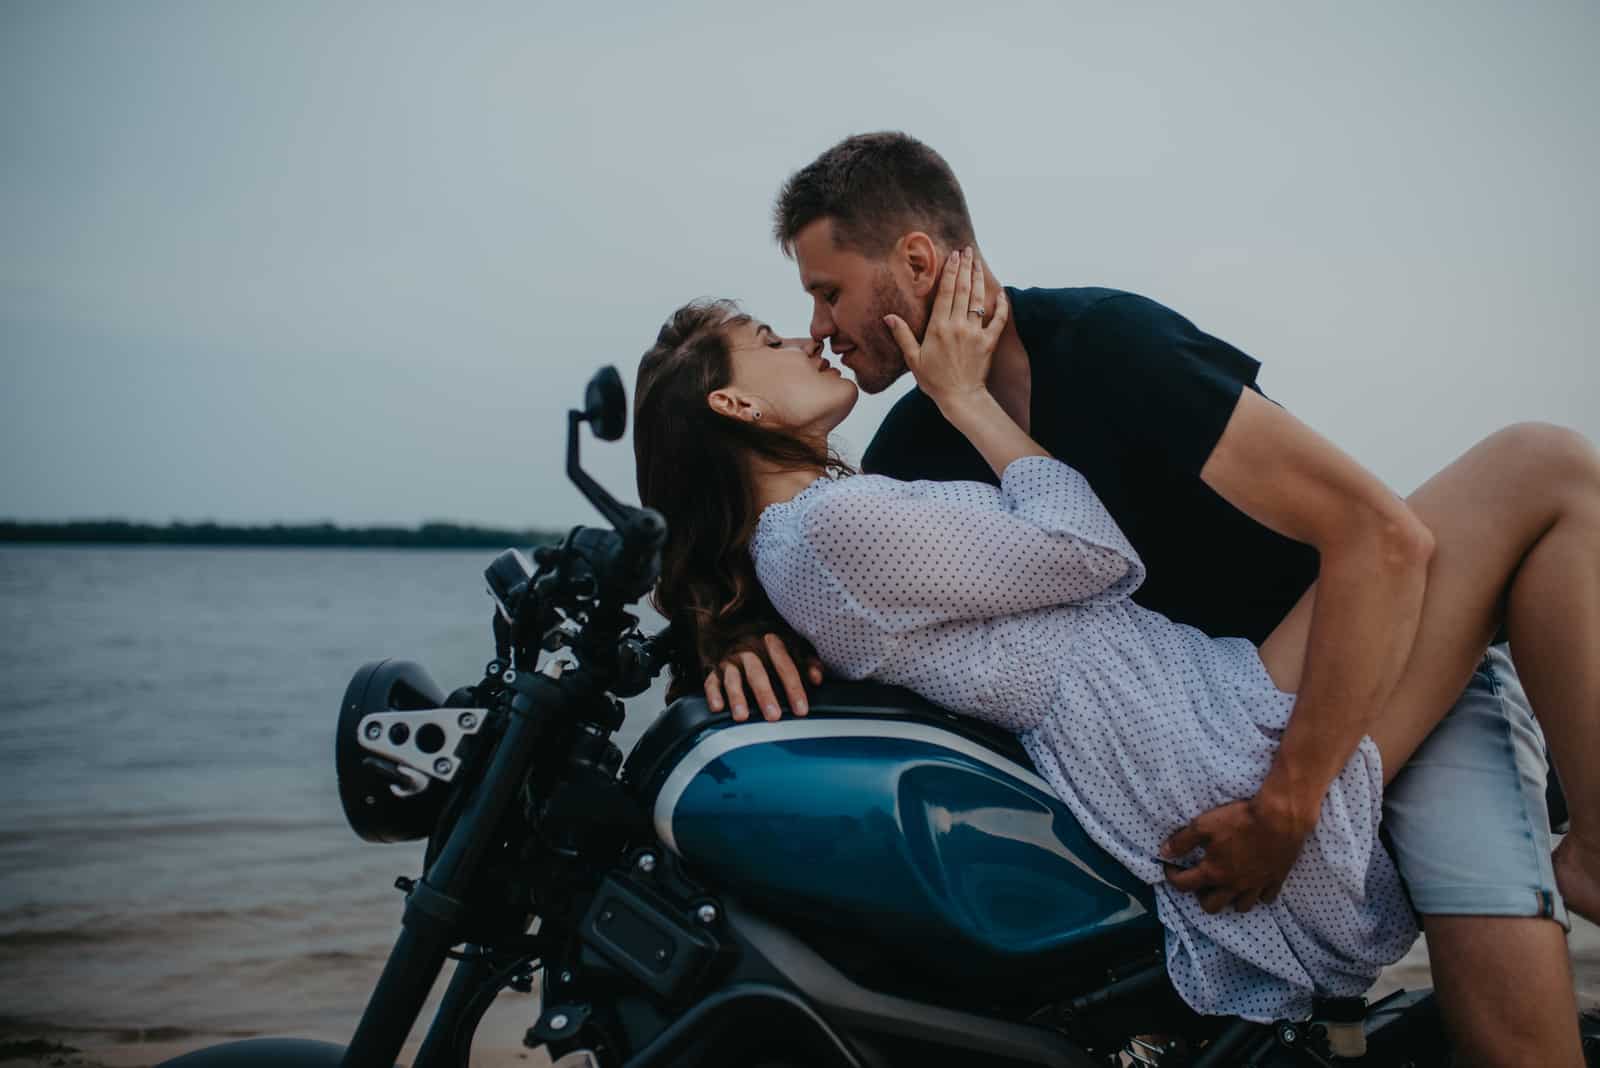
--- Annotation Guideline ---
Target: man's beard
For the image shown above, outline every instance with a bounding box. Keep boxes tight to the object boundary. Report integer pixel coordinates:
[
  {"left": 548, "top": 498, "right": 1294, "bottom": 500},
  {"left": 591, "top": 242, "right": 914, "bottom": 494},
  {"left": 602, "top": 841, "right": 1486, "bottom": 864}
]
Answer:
[{"left": 852, "top": 270, "right": 918, "bottom": 395}]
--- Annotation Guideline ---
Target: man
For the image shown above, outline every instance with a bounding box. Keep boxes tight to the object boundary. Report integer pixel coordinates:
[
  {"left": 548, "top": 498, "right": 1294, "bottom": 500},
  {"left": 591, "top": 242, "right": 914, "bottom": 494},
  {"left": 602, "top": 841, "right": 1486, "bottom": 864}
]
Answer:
[{"left": 706, "top": 132, "right": 1582, "bottom": 1064}]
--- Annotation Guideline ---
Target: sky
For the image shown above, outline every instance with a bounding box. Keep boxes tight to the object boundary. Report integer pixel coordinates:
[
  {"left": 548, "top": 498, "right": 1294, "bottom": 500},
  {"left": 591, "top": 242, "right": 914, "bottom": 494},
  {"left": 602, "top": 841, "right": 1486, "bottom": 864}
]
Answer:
[{"left": 3, "top": 1, "right": 1596, "bottom": 529}]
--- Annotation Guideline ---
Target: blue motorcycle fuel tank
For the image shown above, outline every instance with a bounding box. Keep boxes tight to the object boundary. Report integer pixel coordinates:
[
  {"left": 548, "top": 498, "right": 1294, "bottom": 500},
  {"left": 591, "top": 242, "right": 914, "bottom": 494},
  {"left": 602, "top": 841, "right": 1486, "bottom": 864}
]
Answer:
[{"left": 627, "top": 684, "right": 1158, "bottom": 984}]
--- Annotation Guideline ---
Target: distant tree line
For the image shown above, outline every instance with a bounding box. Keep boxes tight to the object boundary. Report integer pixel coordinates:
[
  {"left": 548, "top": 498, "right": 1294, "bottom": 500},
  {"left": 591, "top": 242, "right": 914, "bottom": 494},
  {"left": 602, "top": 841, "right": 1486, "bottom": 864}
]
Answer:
[{"left": 0, "top": 519, "right": 567, "bottom": 549}]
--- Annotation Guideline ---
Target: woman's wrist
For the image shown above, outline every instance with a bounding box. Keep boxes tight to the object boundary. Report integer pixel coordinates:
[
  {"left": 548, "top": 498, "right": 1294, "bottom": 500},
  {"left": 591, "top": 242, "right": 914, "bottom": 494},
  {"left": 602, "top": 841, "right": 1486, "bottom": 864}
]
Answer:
[{"left": 932, "top": 384, "right": 998, "bottom": 427}]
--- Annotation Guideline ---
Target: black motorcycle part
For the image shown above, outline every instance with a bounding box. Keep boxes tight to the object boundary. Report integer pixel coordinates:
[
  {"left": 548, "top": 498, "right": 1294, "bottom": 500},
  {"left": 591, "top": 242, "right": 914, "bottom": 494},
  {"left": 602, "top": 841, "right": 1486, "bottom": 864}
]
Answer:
[
  {"left": 157, "top": 1038, "right": 350, "bottom": 1066},
  {"left": 412, "top": 946, "right": 501, "bottom": 1068},
  {"left": 724, "top": 904, "right": 1102, "bottom": 1068},
  {"left": 584, "top": 365, "right": 626, "bottom": 441},
  {"left": 344, "top": 693, "right": 555, "bottom": 1068},
  {"left": 618, "top": 982, "right": 863, "bottom": 1068},
  {"left": 337, "top": 659, "right": 451, "bottom": 843},
  {"left": 581, "top": 875, "right": 719, "bottom": 1000}
]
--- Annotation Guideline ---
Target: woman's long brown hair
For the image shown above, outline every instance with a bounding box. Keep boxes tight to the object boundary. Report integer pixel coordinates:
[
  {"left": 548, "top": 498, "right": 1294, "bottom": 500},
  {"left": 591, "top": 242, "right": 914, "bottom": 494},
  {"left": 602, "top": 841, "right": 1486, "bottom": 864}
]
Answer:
[{"left": 634, "top": 300, "right": 852, "bottom": 700}]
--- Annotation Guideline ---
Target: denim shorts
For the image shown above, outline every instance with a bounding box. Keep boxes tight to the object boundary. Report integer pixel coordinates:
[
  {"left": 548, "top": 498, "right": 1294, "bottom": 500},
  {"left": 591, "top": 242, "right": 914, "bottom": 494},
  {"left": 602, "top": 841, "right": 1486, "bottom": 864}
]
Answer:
[{"left": 1381, "top": 644, "right": 1569, "bottom": 928}]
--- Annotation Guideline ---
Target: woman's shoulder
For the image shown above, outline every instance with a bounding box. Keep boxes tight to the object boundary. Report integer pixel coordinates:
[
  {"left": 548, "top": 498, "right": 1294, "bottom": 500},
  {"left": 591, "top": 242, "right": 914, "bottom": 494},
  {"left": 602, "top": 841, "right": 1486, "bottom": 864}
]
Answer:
[{"left": 759, "top": 472, "right": 1005, "bottom": 543}]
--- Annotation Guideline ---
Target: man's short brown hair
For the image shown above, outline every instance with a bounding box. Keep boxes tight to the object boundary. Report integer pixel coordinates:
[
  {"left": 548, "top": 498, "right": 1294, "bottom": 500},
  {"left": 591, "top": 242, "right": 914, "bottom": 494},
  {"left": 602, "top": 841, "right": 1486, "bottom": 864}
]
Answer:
[{"left": 773, "top": 132, "right": 975, "bottom": 259}]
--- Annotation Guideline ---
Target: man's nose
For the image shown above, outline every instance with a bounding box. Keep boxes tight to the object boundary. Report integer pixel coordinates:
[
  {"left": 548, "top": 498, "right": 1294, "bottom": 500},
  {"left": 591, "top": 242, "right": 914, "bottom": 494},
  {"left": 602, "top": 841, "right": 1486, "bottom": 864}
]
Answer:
[{"left": 809, "top": 304, "right": 833, "bottom": 344}]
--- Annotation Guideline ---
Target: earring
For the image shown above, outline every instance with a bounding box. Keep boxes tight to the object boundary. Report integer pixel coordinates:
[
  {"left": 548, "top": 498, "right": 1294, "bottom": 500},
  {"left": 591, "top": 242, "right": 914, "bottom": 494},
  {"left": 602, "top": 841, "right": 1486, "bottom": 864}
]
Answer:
[{"left": 753, "top": 410, "right": 762, "bottom": 420}]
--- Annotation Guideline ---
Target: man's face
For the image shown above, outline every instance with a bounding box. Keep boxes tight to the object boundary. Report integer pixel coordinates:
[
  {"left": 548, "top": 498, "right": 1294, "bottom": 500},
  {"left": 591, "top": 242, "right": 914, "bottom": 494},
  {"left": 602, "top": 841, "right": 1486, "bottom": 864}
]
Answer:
[{"left": 792, "top": 218, "right": 920, "bottom": 395}]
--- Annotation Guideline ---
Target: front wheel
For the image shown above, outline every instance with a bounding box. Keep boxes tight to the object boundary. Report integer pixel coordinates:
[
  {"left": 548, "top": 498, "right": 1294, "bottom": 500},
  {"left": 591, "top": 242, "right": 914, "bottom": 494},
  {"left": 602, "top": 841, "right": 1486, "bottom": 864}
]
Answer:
[{"left": 158, "top": 1038, "right": 350, "bottom": 1067}]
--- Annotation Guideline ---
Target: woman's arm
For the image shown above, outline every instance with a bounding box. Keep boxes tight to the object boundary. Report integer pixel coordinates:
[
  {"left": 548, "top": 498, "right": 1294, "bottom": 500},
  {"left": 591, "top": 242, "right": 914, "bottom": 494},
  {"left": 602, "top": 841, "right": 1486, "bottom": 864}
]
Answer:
[{"left": 793, "top": 457, "right": 1144, "bottom": 632}]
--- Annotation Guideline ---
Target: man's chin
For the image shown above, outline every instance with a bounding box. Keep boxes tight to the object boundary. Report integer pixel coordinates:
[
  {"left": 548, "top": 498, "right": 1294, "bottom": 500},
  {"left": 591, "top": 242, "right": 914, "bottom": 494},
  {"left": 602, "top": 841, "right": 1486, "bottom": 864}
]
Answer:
[{"left": 848, "top": 359, "right": 909, "bottom": 395}]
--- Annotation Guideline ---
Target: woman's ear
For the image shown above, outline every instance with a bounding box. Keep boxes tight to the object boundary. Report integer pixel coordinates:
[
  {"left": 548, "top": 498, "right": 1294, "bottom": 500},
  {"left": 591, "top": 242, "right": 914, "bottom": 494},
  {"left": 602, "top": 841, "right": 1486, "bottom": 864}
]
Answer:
[{"left": 707, "top": 388, "right": 765, "bottom": 423}]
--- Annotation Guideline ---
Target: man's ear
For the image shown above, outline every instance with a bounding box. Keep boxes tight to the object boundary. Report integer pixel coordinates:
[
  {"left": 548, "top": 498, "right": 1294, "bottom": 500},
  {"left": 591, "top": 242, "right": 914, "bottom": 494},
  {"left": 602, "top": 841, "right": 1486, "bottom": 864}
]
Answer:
[{"left": 900, "top": 231, "right": 942, "bottom": 298}]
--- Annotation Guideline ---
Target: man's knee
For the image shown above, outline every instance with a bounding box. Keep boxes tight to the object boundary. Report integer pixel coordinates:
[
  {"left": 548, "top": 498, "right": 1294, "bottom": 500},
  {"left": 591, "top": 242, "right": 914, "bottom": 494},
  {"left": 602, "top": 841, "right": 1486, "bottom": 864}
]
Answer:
[
  {"left": 1422, "top": 914, "right": 1582, "bottom": 1065},
  {"left": 1487, "top": 422, "right": 1600, "bottom": 509}
]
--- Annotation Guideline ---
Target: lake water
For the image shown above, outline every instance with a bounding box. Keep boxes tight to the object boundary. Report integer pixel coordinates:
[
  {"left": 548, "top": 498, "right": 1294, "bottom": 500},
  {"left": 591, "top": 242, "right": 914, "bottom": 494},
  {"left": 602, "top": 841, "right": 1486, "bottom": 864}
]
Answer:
[
  {"left": 0, "top": 545, "right": 670, "bottom": 1052},
  {"left": 1, "top": 545, "right": 1593, "bottom": 1061}
]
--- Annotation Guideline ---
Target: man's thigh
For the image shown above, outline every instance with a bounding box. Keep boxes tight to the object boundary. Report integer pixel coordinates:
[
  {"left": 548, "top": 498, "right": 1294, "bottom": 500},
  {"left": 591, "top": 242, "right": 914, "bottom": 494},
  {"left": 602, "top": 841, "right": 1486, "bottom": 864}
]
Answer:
[{"left": 1382, "top": 645, "right": 1568, "bottom": 924}]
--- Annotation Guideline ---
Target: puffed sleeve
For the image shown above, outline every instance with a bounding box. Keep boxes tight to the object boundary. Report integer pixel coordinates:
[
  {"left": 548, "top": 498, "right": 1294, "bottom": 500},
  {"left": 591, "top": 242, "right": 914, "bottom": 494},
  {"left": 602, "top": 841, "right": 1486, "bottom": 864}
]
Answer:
[{"left": 798, "top": 457, "right": 1145, "bottom": 633}]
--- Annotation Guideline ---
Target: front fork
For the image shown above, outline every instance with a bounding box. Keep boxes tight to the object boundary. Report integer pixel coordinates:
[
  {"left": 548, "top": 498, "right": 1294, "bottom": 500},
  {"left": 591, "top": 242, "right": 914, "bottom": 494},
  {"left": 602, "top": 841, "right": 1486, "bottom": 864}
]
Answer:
[{"left": 341, "top": 691, "right": 549, "bottom": 1068}]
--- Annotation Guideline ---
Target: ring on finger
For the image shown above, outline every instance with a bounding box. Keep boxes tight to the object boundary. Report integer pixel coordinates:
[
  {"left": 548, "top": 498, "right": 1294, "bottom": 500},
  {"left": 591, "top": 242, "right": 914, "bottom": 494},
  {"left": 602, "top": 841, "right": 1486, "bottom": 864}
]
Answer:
[{"left": 969, "top": 306, "right": 985, "bottom": 317}]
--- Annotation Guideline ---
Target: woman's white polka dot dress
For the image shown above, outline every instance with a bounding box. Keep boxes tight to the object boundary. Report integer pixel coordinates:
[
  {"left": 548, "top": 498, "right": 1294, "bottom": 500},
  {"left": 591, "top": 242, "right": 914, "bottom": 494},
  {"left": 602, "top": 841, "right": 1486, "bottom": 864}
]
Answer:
[{"left": 750, "top": 455, "right": 1418, "bottom": 1022}]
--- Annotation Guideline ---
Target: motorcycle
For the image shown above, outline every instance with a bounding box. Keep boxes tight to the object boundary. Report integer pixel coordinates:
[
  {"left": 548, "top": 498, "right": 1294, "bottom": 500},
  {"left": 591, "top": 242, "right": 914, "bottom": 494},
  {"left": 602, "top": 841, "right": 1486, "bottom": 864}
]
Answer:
[{"left": 164, "top": 367, "right": 1596, "bottom": 1068}]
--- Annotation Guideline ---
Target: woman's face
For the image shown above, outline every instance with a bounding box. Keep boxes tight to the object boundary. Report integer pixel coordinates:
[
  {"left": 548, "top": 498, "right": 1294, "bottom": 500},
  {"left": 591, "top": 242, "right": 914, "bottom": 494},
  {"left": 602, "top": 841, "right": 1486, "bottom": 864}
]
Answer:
[{"left": 711, "top": 318, "right": 858, "bottom": 436}]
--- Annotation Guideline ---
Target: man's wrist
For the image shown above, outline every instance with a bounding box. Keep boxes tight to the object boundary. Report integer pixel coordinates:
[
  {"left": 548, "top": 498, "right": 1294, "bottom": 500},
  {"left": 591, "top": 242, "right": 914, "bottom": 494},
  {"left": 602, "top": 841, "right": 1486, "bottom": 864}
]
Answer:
[{"left": 1255, "top": 773, "right": 1323, "bottom": 837}]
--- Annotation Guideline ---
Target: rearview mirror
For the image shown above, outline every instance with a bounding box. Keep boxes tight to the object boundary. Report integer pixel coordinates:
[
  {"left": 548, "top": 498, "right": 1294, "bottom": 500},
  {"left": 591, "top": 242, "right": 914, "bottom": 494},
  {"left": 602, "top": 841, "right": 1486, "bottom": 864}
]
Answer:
[{"left": 584, "top": 366, "right": 626, "bottom": 442}]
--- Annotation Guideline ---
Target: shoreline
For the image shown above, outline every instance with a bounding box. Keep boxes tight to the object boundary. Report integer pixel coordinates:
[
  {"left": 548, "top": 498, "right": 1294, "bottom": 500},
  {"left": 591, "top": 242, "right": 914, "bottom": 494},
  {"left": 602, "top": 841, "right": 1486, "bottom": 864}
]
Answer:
[{"left": 6, "top": 920, "right": 1595, "bottom": 1068}]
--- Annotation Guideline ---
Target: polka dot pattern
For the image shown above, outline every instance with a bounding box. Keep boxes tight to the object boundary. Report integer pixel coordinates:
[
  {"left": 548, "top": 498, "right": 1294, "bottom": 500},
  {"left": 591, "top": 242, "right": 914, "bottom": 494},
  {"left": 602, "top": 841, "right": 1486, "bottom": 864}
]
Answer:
[{"left": 750, "top": 455, "right": 1418, "bottom": 1022}]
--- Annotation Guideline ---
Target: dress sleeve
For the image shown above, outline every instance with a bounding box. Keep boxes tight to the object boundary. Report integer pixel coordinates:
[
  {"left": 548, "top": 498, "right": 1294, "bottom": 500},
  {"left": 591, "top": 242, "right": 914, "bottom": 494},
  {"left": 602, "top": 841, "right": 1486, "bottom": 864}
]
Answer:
[{"left": 798, "top": 456, "right": 1146, "bottom": 632}]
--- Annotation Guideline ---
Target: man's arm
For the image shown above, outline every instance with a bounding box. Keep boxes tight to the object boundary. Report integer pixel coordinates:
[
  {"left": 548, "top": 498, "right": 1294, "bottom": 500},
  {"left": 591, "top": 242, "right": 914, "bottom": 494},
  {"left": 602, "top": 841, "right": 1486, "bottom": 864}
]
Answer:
[{"left": 1162, "top": 388, "right": 1435, "bottom": 912}]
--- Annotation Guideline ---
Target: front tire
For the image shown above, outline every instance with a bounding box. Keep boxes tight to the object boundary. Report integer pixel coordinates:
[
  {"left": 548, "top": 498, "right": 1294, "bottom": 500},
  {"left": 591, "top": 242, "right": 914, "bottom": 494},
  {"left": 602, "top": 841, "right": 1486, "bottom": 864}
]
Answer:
[{"left": 158, "top": 1038, "right": 350, "bottom": 1066}]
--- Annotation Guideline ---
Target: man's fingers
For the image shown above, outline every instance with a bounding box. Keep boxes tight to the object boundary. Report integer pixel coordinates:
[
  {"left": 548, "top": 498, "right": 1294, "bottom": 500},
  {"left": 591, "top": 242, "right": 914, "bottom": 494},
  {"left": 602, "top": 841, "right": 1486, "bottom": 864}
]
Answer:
[
  {"left": 1161, "top": 823, "right": 1206, "bottom": 861},
  {"left": 883, "top": 315, "right": 919, "bottom": 361},
  {"left": 1261, "top": 882, "right": 1285, "bottom": 905},
  {"left": 1232, "top": 888, "right": 1263, "bottom": 914},
  {"left": 703, "top": 670, "right": 725, "bottom": 713},
  {"left": 1198, "top": 888, "right": 1233, "bottom": 915},
  {"left": 763, "top": 633, "right": 810, "bottom": 717},
  {"left": 721, "top": 662, "right": 748, "bottom": 722},
  {"left": 737, "top": 650, "right": 782, "bottom": 721},
  {"left": 1163, "top": 863, "right": 1214, "bottom": 894},
  {"left": 806, "top": 658, "right": 825, "bottom": 685}
]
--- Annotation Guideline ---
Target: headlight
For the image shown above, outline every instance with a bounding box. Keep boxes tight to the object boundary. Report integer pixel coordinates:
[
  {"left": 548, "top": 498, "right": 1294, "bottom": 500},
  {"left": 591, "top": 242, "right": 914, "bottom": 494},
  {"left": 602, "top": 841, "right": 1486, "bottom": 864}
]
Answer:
[{"left": 335, "top": 659, "right": 455, "bottom": 843}]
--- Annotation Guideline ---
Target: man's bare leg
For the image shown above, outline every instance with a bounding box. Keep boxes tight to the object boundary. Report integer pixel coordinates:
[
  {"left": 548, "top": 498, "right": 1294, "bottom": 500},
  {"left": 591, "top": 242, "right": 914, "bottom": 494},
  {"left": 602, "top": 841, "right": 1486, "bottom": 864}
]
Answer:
[{"left": 1423, "top": 915, "right": 1582, "bottom": 1067}]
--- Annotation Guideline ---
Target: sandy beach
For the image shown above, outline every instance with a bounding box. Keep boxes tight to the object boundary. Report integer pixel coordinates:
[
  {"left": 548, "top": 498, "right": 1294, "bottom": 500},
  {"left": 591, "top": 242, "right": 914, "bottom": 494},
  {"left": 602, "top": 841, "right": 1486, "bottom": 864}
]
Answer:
[{"left": 5, "top": 916, "right": 1595, "bottom": 1068}]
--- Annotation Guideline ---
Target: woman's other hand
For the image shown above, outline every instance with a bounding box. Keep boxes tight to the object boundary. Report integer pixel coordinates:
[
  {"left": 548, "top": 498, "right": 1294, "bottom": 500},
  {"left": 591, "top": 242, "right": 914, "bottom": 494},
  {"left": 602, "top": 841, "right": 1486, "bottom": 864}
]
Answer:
[
  {"left": 884, "top": 247, "right": 1009, "bottom": 414},
  {"left": 703, "top": 633, "right": 825, "bottom": 722}
]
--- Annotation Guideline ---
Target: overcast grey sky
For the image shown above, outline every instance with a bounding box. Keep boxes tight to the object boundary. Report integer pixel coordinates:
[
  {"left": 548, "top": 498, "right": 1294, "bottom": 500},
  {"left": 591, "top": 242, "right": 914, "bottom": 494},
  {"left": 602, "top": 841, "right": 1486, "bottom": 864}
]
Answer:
[{"left": 3, "top": 1, "right": 1595, "bottom": 528}]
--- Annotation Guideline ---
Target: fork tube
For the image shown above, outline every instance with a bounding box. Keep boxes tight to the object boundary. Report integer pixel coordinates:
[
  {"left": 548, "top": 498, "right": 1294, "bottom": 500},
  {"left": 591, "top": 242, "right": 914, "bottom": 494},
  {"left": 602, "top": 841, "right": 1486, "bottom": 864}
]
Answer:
[
  {"left": 342, "top": 709, "right": 546, "bottom": 1067},
  {"left": 412, "top": 947, "right": 497, "bottom": 1068}
]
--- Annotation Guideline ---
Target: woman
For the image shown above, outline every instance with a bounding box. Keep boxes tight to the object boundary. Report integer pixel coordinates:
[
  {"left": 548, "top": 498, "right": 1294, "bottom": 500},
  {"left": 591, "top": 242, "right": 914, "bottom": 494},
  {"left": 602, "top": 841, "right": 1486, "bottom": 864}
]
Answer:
[{"left": 631, "top": 252, "right": 1599, "bottom": 1025}]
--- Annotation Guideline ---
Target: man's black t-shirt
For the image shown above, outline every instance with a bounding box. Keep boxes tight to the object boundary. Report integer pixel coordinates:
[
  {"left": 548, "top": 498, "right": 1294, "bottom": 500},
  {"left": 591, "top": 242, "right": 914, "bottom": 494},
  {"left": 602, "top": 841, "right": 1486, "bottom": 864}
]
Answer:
[{"left": 860, "top": 286, "right": 1319, "bottom": 644}]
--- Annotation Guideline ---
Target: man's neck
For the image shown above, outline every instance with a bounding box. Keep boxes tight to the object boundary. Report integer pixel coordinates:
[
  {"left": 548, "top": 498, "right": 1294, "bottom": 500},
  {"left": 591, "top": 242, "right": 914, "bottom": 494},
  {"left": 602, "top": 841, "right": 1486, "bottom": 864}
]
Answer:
[{"left": 983, "top": 276, "right": 1031, "bottom": 433}]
